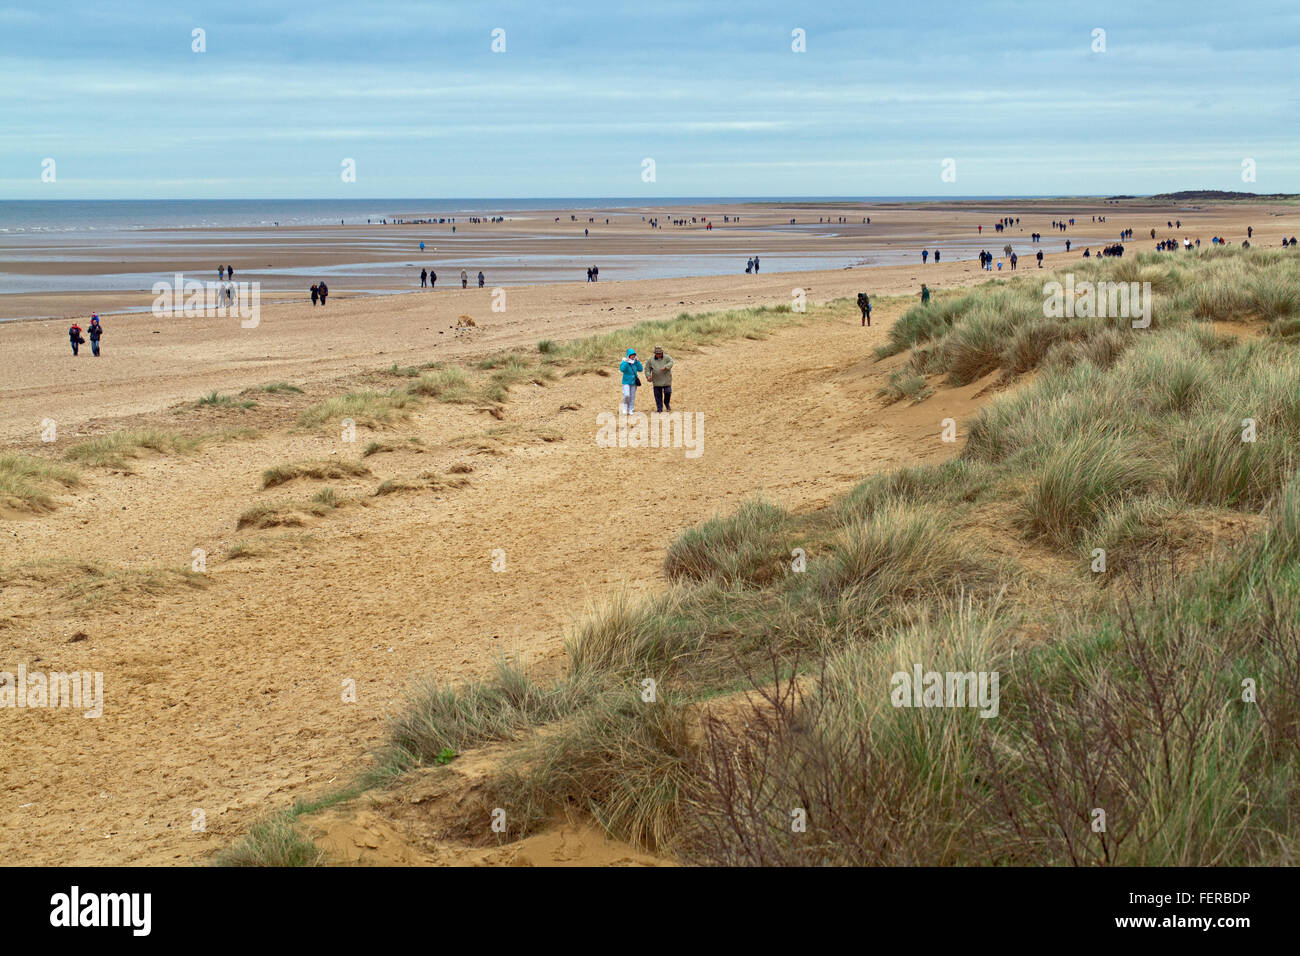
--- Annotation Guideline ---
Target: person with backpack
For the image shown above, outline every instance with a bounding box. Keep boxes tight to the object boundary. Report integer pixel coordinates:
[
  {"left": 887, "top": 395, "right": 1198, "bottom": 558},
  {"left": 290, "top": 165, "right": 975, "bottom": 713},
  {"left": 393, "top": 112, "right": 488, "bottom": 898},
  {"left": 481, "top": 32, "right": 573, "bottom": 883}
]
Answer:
[
  {"left": 619, "top": 348, "right": 643, "bottom": 414},
  {"left": 644, "top": 346, "right": 674, "bottom": 412},
  {"left": 429, "top": 269, "right": 437, "bottom": 289},
  {"left": 68, "top": 322, "right": 85, "bottom": 356},
  {"left": 857, "top": 292, "right": 872, "bottom": 326},
  {"left": 318, "top": 281, "right": 329, "bottom": 305},
  {"left": 87, "top": 314, "right": 103, "bottom": 356}
]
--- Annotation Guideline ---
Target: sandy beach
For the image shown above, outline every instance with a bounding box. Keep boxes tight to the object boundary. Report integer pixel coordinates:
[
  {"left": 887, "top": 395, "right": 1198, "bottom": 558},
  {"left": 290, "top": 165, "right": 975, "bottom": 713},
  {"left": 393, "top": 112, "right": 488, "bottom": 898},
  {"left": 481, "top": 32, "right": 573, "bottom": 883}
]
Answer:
[{"left": 2, "top": 197, "right": 1298, "bottom": 866}]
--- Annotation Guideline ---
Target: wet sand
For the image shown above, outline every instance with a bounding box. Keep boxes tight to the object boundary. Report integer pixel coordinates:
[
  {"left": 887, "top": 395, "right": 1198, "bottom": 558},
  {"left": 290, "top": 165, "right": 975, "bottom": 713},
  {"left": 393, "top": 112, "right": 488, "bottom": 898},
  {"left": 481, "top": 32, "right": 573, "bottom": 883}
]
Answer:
[{"left": 4, "top": 198, "right": 1294, "bottom": 321}]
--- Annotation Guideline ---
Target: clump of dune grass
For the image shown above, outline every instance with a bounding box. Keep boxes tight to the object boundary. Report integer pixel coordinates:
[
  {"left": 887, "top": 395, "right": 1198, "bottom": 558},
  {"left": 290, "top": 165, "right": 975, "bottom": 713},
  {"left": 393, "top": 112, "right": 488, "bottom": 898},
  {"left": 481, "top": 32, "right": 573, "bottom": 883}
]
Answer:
[
  {"left": 834, "top": 459, "right": 993, "bottom": 526},
  {"left": 0, "top": 453, "right": 80, "bottom": 512},
  {"left": 382, "top": 658, "right": 596, "bottom": 771},
  {"left": 876, "top": 368, "right": 932, "bottom": 405},
  {"left": 1021, "top": 432, "right": 1161, "bottom": 547},
  {"left": 815, "top": 502, "right": 998, "bottom": 605},
  {"left": 485, "top": 354, "right": 557, "bottom": 390},
  {"left": 875, "top": 294, "right": 971, "bottom": 359},
  {"left": 407, "top": 367, "right": 475, "bottom": 403},
  {"left": 297, "top": 389, "right": 413, "bottom": 429},
  {"left": 211, "top": 812, "right": 325, "bottom": 867},
  {"left": 477, "top": 691, "right": 694, "bottom": 851},
  {"left": 940, "top": 307, "right": 1016, "bottom": 385},
  {"left": 260, "top": 459, "right": 370, "bottom": 489},
  {"left": 197, "top": 391, "right": 256, "bottom": 410},
  {"left": 237, "top": 488, "right": 342, "bottom": 529},
  {"left": 373, "top": 478, "right": 423, "bottom": 496},
  {"left": 665, "top": 498, "right": 793, "bottom": 587},
  {"left": 63, "top": 429, "right": 206, "bottom": 469},
  {"left": 255, "top": 382, "right": 304, "bottom": 394}
]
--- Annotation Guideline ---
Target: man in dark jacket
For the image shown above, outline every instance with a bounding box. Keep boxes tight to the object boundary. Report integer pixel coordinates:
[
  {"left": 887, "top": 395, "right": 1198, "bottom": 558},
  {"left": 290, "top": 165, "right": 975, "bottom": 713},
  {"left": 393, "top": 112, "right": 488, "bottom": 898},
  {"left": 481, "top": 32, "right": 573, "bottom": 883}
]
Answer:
[
  {"left": 857, "top": 293, "right": 872, "bottom": 327},
  {"left": 318, "top": 281, "right": 329, "bottom": 305},
  {"left": 69, "top": 323, "right": 84, "bottom": 356},
  {"left": 644, "top": 346, "right": 674, "bottom": 413},
  {"left": 88, "top": 314, "right": 103, "bottom": 356}
]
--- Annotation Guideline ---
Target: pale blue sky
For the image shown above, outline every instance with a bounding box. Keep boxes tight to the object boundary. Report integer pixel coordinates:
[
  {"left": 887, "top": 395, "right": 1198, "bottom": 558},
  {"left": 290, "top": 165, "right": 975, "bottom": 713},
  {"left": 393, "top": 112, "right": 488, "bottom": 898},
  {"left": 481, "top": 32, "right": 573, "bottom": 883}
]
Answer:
[{"left": 1, "top": 0, "right": 1297, "bottom": 198}]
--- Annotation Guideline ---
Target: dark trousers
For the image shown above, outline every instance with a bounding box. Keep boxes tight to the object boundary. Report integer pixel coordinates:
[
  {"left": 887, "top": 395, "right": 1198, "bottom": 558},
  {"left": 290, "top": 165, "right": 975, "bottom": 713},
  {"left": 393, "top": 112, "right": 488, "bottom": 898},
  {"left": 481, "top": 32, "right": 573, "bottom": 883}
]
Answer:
[
  {"left": 653, "top": 385, "right": 672, "bottom": 412},
  {"left": 70, "top": 339, "right": 79, "bottom": 355}
]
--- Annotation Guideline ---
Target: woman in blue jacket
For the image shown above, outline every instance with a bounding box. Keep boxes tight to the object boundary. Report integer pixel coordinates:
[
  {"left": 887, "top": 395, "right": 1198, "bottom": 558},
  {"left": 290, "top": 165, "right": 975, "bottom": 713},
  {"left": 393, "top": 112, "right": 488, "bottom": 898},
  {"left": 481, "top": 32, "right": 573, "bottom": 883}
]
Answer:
[{"left": 620, "top": 348, "right": 643, "bottom": 414}]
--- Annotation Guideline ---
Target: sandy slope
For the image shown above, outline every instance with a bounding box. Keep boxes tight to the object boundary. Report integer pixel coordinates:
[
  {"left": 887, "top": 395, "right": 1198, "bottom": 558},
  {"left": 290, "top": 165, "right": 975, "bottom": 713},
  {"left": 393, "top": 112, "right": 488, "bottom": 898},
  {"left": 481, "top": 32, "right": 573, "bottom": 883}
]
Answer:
[{"left": 0, "top": 292, "right": 995, "bottom": 865}]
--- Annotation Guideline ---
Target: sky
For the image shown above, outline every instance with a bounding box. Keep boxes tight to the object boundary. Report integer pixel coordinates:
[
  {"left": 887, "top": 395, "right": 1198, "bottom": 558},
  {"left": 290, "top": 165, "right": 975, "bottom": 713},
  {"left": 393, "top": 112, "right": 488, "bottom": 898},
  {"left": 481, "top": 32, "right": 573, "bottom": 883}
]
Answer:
[{"left": 1, "top": 0, "right": 1297, "bottom": 198}]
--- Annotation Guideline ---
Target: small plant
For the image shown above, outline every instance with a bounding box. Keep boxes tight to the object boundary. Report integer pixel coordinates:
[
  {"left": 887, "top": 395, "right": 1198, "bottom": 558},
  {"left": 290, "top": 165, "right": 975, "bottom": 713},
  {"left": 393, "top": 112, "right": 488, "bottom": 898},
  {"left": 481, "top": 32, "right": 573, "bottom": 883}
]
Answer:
[{"left": 433, "top": 747, "right": 458, "bottom": 765}]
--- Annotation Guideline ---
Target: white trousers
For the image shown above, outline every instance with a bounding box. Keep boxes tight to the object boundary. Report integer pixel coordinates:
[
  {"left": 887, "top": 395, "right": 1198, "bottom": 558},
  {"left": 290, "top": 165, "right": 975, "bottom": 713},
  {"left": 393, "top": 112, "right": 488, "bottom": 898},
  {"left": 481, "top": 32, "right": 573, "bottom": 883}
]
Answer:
[{"left": 621, "top": 383, "right": 637, "bottom": 414}]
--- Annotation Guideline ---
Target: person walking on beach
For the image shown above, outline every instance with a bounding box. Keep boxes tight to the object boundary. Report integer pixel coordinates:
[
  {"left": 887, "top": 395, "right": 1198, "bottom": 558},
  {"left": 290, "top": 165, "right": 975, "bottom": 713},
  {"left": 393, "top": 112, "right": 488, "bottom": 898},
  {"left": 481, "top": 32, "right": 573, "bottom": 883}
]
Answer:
[
  {"left": 1010, "top": 252, "right": 1018, "bottom": 271},
  {"left": 619, "top": 348, "right": 643, "bottom": 414},
  {"left": 218, "top": 265, "right": 225, "bottom": 280},
  {"left": 754, "top": 256, "right": 760, "bottom": 273},
  {"left": 922, "top": 250, "right": 929, "bottom": 264},
  {"left": 919, "top": 284, "right": 931, "bottom": 305},
  {"left": 1036, "top": 250, "right": 1044, "bottom": 268},
  {"left": 592, "top": 265, "right": 599, "bottom": 282},
  {"left": 310, "top": 283, "right": 319, "bottom": 306},
  {"left": 227, "top": 265, "right": 234, "bottom": 281},
  {"left": 746, "top": 257, "right": 753, "bottom": 274},
  {"left": 318, "top": 281, "right": 329, "bottom": 306},
  {"left": 68, "top": 322, "right": 84, "bottom": 356},
  {"left": 429, "top": 270, "right": 437, "bottom": 289},
  {"left": 477, "top": 270, "right": 485, "bottom": 288},
  {"left": 933, "top": 249, "right": 940, "bottom": 263},
  {"left": 420, "top": 268, "right": 428, "bottom": 288},
  {"left": 87, "top": 314, "right": 102, "bottom": 356},
  {"left": 645, "top": 346, "right": 674, "bottom": 413},
  {"left": 586, "top": 267, "right": 593, "bottom": 283},
  {"left": 461, "top": 269, "right": 468, "bottom": 288},
  {"left": 857, "top": 292, "right": 872, "bottom": 326}
]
